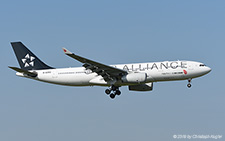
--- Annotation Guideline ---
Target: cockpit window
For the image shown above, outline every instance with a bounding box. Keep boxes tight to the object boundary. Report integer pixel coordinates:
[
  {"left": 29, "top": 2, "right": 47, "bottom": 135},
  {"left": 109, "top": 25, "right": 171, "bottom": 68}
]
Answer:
[{"left": 199, "top": 64, "right": 206, "bottom": 67}]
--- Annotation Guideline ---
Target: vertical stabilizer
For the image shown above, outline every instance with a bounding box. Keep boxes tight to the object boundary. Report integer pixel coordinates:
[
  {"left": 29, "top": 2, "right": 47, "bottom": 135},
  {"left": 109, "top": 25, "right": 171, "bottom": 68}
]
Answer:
[{"left": 11, "top": 42, "right": 54, "bottom": 70}]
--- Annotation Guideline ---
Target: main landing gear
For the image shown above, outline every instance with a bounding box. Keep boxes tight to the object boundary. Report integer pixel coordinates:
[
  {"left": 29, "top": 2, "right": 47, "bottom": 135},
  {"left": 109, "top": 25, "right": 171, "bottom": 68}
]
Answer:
[
  {"left": 187, "top": 78, "right": 192, "bottom": 88},
  {"left": 105, "top": 85, "right": 121, "bottom": 99}
]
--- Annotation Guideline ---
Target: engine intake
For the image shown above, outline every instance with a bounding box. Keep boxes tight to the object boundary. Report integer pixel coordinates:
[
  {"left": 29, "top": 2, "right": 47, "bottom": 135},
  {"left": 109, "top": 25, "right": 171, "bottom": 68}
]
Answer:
[{"left": 121, "top": 72, "right": 147, "bottom": 83}]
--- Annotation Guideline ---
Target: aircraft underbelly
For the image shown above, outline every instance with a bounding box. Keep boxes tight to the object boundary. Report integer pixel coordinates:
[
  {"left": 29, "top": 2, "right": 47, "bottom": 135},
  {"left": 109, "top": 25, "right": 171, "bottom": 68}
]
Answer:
[{"left": 38, "top": 73, "right": 95, "bottom": 86}]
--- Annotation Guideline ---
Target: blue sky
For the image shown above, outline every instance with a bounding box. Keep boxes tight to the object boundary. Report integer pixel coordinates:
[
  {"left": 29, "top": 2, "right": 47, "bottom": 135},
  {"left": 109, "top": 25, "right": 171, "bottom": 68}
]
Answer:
[{"left": 1, "top": 0, "right": 225, "bottom": 140}]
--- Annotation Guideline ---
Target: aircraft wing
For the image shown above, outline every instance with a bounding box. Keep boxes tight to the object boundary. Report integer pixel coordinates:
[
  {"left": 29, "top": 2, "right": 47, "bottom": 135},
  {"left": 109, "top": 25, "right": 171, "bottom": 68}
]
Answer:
[{"left": 62, "top": 48, "right": 127, "bottom": 81}]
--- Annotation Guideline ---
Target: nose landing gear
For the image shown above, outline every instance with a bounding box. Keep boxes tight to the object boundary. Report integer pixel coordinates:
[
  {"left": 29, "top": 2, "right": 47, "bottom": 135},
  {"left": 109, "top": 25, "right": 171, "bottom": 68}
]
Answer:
[
  {"left": 187, "top": 83, "right": 192, "bottom": 88},
  {"left": 187, "top": 78, "right": 192, "bottom": 88},
  {"left": 105, "top": 85, "right": 121, "bottom": 99}
]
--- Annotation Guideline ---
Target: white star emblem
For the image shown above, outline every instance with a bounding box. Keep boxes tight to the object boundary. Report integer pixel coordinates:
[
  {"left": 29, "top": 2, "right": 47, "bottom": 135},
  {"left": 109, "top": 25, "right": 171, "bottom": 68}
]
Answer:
[{"left": 21, "top": 54, "right": 35, "bottom": 67}]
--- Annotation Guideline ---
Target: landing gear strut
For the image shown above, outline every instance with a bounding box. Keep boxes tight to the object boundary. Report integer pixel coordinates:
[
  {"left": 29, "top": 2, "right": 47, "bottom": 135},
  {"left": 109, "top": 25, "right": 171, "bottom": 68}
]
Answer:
[
  {"left": 105, "top": 85, "right": 121, "bottom": 99},
  {"left": 187, "top": 78, "right": 192, "bottom": 88}
]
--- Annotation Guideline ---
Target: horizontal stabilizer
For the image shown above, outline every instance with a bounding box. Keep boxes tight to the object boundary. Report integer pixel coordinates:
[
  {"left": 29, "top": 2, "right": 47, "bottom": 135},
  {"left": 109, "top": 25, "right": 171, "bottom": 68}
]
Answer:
[{"left": 9, "top": 66, "right": 37, "bottom": 77}]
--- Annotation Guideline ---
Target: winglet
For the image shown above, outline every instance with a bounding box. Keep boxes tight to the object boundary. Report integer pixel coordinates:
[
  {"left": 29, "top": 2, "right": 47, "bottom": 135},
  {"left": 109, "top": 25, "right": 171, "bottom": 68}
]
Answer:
[{"left": 62, "top": 48, "right": 73, "bottom": 55}]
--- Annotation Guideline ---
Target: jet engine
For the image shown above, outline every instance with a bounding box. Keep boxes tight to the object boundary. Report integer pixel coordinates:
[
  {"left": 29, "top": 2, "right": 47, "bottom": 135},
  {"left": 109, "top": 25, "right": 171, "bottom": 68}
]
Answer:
[
  {"left": 121, "top": 72, "right": 147, "bottom": 83},
  {"left": 129, "top": 82, "right": 153, "bottom": 91}
]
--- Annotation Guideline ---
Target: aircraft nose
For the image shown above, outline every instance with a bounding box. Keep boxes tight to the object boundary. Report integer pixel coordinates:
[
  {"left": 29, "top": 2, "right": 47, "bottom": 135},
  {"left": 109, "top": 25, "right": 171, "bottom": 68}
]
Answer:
[{"left": 205, "top": 66, "right": 211, "bottom": 74}]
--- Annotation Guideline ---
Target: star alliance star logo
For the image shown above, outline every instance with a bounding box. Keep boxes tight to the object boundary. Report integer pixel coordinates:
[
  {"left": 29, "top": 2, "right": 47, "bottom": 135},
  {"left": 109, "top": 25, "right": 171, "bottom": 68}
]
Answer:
[{"left": 21, "top": 54, "right": 35, "bottom": 67}]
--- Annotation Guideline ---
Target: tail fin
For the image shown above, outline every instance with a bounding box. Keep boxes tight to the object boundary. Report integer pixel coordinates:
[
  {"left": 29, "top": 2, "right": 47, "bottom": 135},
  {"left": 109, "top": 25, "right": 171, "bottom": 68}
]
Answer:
[{"left": 11, "top": 42, "right": 54, "bottom": 70}]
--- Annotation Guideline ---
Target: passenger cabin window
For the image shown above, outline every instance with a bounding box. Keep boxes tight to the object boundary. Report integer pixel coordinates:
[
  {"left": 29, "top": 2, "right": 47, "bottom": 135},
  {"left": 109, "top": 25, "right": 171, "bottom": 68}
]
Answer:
[{"left": 199, "top": 64, "right": 205, "bottom": 67}]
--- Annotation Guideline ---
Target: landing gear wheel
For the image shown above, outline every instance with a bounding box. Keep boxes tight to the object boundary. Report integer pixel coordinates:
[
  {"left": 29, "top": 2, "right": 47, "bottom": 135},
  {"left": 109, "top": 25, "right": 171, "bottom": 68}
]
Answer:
[
  {"left": 187, "top": 78, "right": 192, "bottom": 88},
  {"left": 110, "top": 94, "right": 115, "bottom": 99},
  {"left": 105, "top": 89, "right": 111, "bottom": 95},
  {"left": 187, "top": 83, "right": 191, "bottom": 88},
  {"left": 115, "top": 90, "right": 121, "bottom": 95},
  {"left": 107, "top": 85, "right": 121, "bottom": 99}
]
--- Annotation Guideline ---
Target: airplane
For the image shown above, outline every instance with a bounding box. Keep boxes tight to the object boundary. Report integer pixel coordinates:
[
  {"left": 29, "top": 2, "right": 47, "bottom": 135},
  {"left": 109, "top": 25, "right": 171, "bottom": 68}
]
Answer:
[{"left": 9, "top": 42, "right": 211, "bottom": 99}]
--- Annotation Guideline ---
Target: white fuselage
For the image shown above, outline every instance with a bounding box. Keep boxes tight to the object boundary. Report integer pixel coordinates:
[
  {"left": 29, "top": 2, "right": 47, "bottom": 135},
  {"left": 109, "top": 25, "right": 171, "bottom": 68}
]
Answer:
[{"left": 16, "top": 61, "right": 211, "bottom": 87}]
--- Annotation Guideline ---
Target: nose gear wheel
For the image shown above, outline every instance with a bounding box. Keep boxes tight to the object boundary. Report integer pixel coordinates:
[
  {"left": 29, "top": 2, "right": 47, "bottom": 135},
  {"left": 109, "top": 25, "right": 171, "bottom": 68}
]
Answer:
[{"left": 187, "top": 78, "right": 192, "bottom": 88}]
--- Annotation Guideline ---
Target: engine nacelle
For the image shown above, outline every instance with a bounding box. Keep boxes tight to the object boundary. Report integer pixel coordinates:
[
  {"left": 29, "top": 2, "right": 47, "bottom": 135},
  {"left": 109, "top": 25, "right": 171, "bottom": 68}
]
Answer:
[
  {"left": 129, "top": 82, "right": 153, "bottom": 91},
  {"left": 121, "top": 72, "right": 147, "bottom": 83}
]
